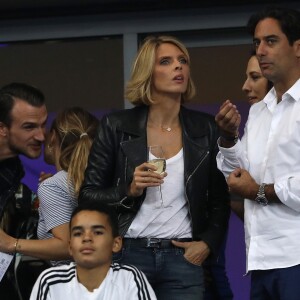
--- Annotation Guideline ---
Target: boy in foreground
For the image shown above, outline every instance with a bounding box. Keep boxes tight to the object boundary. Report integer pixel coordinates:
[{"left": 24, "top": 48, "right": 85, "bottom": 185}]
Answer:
[{"left": 30, "top": 200, "right": 156, "bottom": 299}]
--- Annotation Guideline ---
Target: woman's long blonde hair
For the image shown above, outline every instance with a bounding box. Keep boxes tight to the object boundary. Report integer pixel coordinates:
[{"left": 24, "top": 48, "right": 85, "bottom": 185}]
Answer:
[
  {"left": 51, "top": 107, "right": 99, "bottom": 195},
  {"left": 125, "top": 35, "right": 196, "bottom": 106}
]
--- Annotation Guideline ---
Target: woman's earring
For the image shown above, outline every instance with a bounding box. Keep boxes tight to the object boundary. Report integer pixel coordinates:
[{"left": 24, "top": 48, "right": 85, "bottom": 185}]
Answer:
[{"left": 47, "top": 144, "right": 53, "bottom": 153}]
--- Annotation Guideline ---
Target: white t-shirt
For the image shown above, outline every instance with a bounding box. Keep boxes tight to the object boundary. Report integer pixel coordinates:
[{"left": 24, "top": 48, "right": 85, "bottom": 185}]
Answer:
[
  {"left": 126, "top": 149, "right": 192, "bottom": 239},
  {"left": 30, "top": 262, "right": 157, "bottom": 300}
]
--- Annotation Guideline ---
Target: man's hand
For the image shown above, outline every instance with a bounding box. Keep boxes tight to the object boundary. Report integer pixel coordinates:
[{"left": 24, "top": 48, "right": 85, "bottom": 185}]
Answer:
[
  {"left": 172, "top": 240, "right": 210, "bottom": 266},
  {"left": 39, "top": 171, "right": 53, "bottom": 182},
  {"left": 215, "top": 100, "right": 241, "bottom": 137},
  {"left": 227, "top": 168, "right": 259, "bottom": 200}
]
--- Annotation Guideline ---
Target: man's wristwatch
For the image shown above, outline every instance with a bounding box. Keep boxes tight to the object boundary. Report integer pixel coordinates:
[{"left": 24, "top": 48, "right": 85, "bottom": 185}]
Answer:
[
  {"left": 220, "top": 133, "right": 239, "bottom": 144},
  {"left": 255, "top": 183, "right": 268, "bottom": 206}
]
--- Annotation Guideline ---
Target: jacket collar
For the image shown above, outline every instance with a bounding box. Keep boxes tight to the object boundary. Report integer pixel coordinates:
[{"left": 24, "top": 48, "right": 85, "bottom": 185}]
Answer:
[
  {"left": 118, "top": 105, "right": 148, "bottom": 137},
  {"left": 179, "top": 106, "right": 210, "bottom": 140},
  {"left": 119, "top": 105, "right": 209, "bottom": 139},
  {"left": 120, "top": 105, "right": 211, "bottom": 177},
  {"left": 119, "top": 106, "right": 148, "bottom": 168}
]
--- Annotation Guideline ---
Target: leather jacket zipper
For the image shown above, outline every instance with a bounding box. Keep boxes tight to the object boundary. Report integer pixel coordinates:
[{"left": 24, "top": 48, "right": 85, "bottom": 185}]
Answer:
[{"left": 184, "top": 150, "right": 210, "bottom": 238}]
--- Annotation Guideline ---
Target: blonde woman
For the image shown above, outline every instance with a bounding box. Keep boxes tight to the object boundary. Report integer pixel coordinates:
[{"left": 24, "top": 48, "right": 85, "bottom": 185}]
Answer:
[{"left": 80, "top": 36, "right": 230, "bottom": 300}]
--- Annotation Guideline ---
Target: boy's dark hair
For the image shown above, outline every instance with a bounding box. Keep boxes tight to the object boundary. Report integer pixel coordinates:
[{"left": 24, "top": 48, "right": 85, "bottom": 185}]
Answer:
[
  {"left": 0, "top": 82, "right": 45, "bottom": 127},
  {"left": 247, "top": 7, "right": 300, "bottom": 46},
  {"left": 70, "top": 200, "right": 119, "bottom": 237}
]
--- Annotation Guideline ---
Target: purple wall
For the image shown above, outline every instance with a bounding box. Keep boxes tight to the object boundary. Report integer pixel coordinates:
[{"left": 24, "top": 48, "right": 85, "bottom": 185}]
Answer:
[{"left": 20, "top": 104, "right": 251, "bottom": 300}]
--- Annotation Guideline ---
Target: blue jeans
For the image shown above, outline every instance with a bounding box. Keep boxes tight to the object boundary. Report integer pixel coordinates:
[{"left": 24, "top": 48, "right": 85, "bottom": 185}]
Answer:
[
  {"left": 203, "top": 259, "right": 233, "bottom": 300},
  {"left": 113, "top": 239, "right": 204, "bottom": 300},
  {"left": 251, "top": 264, "right": 300, "bottom": 300},
  {"left": 203, "top": 232, "right": 233, "bottom": 300}
]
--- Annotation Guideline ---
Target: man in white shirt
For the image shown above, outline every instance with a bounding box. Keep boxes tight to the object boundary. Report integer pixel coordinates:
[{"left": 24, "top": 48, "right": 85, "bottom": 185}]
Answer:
[
  {"left": 30, "top": 200, "right": 157, "bottom": 300},
  {"left": 215, "top": 7, "right": 300, "bottom": 300}
]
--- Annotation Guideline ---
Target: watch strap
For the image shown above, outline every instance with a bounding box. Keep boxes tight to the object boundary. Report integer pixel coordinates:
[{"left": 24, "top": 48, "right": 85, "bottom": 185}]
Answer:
[
  {"left": 255, "top": 183, "right": 268, "bottom": 206},
  {"left": 220, "top": 133, "right": 239, "bottom": 144}
]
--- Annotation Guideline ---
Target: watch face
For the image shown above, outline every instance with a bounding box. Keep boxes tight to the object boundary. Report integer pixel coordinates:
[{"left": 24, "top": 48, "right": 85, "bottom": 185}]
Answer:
[{"left": 256, "top": 196, "right": 268, "bottom": 206}]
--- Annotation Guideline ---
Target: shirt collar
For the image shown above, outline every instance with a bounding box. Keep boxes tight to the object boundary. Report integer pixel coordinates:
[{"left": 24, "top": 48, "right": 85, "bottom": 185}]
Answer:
[
  {"left": 263, "top": 88, "right": 277, "bottom": 111},
  {"left": 263, "top": 78, "right": 300, "bottom": 109},
  {"left": 284, "top": 78, "right": 300, "bottom": 102}
]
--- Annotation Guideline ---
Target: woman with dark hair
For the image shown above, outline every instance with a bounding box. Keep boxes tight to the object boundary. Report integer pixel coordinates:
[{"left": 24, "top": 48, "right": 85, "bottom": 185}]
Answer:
[
  {"left": 242, "top": 51, "right": 273, "bottom": 106},
  {"left": 230, "top": 52, "right": 274, "bottom": 221}
]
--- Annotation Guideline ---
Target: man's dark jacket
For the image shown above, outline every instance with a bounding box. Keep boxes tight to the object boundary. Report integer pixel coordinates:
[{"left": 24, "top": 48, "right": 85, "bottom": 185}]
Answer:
[
  {"left": 0, "top": 157, "right": 25, "bottom": 300},
  {"left": 80, "top": 105, "right": 230, "bottom": 255},
  {"left": 0, "top": 157, "right": 25, "bottom": 229}
]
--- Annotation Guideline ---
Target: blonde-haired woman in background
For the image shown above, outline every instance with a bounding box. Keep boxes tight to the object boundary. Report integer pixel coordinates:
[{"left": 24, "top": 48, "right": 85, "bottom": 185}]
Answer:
[{"left": 0, "top": 107, "right": 99, "bottom": 265}]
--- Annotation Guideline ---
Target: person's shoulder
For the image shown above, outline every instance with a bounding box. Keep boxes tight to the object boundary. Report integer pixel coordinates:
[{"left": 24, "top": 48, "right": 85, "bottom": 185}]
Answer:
[
  {"left": 111, "top": 262, "right": 145, "bottom": 277},
  {"left": 32, "top": 263, "right": 76, "bottom": 299},
  {"left": 181, "top": 106, "right": 215, "bottom": 123},
  {"left": 110, "top": 263, "right": 156, "bottom": 299},
  {"left": 99, "top": 106, "right": 147, "bottom": 134},
  {"left": 180, "top": 106, "right": 218, "bottom": 136},
  {"left": 38, "top": 263, "right": 76, "bottom": 284},
  {"left": 249, "top": 99, "right": 267, "bottom": 116},
  {"left": 0, "top": 156, "right": 24, "bottom": 186},
  {"left": 102, "top": 106, "right": 147, "bottom": 123},
  {"left": 0, "top": 156, "right": 22, "bottom": 169},
  {"left": 39, "top": 170, "right": 68, "bottom": 187}
]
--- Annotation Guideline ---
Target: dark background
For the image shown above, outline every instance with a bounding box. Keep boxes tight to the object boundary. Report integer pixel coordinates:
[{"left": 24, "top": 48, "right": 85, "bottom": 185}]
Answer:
[{"left": 0, "top": 0, "right": 298, "bottom": 19}]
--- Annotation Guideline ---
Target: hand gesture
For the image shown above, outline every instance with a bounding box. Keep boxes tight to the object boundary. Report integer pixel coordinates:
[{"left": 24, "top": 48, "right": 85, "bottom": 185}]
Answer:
[
  {"left": 39, "top": 171, "right": 53, "bottom": 183},
  {"left": 215, "top": 100, "right": 241, "bottom": 137},
  {"left": 227, "top": 168, "right": 259, "bottom": 200}
]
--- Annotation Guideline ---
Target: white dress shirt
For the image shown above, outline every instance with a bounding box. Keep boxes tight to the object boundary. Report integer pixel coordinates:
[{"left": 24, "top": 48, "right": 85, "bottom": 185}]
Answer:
[{"left": 217, "top": 79, "right": 300, "bottom": 272}]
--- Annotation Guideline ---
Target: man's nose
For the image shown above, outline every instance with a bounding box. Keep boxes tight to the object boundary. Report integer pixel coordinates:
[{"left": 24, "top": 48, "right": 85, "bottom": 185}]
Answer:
[
  {"left": 35, "top": 127, "right": 46, "bottom": 142},
  {"left": 256, "top": 42, "right": 266, "bottom": 57}
]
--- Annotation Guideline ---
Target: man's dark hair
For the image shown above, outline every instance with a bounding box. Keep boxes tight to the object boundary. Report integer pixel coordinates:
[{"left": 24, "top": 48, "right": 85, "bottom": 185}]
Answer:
[
  {"left": 70, "top": 200, "right": 119, "bottom": 237},
  {"left": 0, "top": 82, "right": 45, "bottom": 126},
  {"left": 247, "top": 7, "right": 300, "bottom": 46}
]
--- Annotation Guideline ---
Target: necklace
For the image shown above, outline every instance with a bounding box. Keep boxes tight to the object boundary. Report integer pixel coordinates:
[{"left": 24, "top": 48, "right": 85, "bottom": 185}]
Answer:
[
  {"left": 150, "top": 123, "right": 178, "bottom": 132},
  {"left": 161, "top": 126, "right": 172, "bottom": 132},
  {"left": 147, "top": 117, "right": 179, "bottom": 133}
]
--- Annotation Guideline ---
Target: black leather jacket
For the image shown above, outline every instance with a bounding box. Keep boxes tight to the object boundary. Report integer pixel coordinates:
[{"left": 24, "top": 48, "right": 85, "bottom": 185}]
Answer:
[
  {"left": 0, "top": 157, "right": 24, "bottom": 222},
  {"left": 0, "top": 157, "right": 32, "bottom": 299},
  {"left": 80, "top": 105, "right": 230, "bottom": 255}
]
